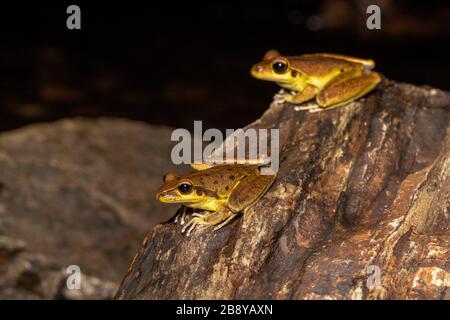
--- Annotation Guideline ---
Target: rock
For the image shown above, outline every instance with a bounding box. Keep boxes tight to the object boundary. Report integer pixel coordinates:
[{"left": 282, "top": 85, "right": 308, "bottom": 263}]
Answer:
[
  {"left": 0, "top": 118, "right": 182, "bottom": 299},
  {"left": 115, "top": 80, "right": 450, "bottom": 300},
  {"left": 0, "top": 234, "right": 117, "bottom": 299}
]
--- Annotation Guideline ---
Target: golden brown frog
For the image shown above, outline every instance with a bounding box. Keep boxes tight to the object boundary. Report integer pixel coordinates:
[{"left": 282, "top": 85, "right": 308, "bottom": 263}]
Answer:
[
  {"left": 156, "top": 164, "right": 275, "bottom": 235},
  {"left": 251, "top": 50, "right": 381, "bottom": 111}
]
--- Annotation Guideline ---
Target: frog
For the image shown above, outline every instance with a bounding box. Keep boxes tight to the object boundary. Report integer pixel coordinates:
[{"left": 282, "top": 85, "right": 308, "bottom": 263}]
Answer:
[
  {"left": 156, "top": 163, "right": 275, "bottom": 236},
  {"left": 251, "top": 49, "right": 381, "bottom": 111}
]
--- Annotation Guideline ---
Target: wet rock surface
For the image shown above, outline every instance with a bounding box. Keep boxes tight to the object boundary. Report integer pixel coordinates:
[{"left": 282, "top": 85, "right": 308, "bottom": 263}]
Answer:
[
  {"left": 0, "top": 118, "right": 180, "bottom": 299},
  {"left": 115, "top": 80, "right": 450, "bottom": 300}
]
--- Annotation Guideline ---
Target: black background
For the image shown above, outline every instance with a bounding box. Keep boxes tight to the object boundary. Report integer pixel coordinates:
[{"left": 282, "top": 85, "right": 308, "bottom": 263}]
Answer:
[
  {"left": 1, "top": 1, "right": 449, "bottom": 132},
  {"left": 0, "top": 299, "right": 445, "bottom": 317}
]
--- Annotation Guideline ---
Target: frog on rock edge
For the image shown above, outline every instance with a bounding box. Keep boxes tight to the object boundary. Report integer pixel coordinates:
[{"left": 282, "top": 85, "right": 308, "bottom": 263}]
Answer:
[
  {"left": 156, "top": 163, "right": 275, "bottom": 236},
  {"left": 251, "top": 49, "right": 381, "bottom": 111}
]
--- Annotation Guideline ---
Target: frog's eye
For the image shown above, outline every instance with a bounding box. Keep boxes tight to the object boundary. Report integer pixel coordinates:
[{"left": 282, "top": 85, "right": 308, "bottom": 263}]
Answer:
[
  {"left": 272, "top": 61, "right": 288, "bottom": 74},
  {"left": 177, "top": 183, "right": 193, "bottom": 194}
]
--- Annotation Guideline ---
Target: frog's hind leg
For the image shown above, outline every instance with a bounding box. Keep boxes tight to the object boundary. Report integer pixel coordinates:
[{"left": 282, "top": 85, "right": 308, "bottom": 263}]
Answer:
[
  {"left": 228, "top": 174, "right": 275, "bottom": 213},
  {"left": 182, "top": 174, "right": 275, "bottom": 235},
  {"left": 213, "top": 212, "right": 239, "bottom": 231},
  {"left": 316, "top": 71, "right": 381, "bottom": 109}
]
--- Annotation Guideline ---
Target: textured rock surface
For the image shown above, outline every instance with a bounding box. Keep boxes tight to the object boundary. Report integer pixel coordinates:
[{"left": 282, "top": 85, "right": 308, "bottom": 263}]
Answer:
[
  {"left": 0, "top": 118, "right": 181, "bottom": 299},
  {"left": 115, "top": 80, "right": 450, "bottom": 300}
]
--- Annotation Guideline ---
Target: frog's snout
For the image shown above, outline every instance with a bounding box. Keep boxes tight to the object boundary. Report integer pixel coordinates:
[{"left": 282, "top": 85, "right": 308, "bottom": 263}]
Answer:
[
  {"left": 156, "top": 192, "right": 175, "bottom": 202},
  {"left": 253, "top": 65, "right": 264, "bottom": 73},
  {"left": 251, "top": 64, "right": 265, "bottom": 79},
  {"left": 156, "top": 191, "right": 168, "bottom": 202}
]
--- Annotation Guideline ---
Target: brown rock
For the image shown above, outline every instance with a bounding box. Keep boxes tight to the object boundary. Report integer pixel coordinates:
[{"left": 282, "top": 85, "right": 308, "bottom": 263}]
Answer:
[
  {"left": 115, "top": 80, "right": 450, "bottom": 300},
  {"left": 0, "top": 118, "right": 181, "bottom": 299}
]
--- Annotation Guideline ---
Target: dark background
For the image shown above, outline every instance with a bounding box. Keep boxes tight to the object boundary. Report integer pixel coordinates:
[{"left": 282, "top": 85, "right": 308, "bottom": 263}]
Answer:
[{"left": 1, "top": 0, "right": 449, "bottom": 132}]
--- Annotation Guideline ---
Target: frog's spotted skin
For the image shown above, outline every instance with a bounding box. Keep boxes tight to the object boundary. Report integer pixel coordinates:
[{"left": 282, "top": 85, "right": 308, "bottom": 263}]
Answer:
[
  {"left": 251, "top": 50, "right": 381, "bottom": 111},
  {"left": 156, "top": 165, "right": 275, "bottom": 235}
]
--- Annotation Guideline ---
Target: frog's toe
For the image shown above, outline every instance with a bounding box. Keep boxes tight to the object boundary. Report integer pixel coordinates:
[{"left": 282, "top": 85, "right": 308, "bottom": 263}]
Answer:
[
  {"left": 192, "top": 211, "right": 208, "bottom": 218},
  {"left": 307, "top": 106, "right": 327, "bottom": 113},
  {"left": 274, "top": 91, "right": 295, "bottom": 104},
  {"left": 273, "top": 88, "right": 286, "bottom": 101},
  {"left": 213, "top": 213, "right": 238, "bottom": 231},
  {"left": 181, "top": 208, "right": 189, "bottom": 225},
  {"left": 185, "top": 223, "right": 198, "bottom": 236},
  {"left": 293, "top": 101, "right": 321, "bottom": 111},
  {"left": 175, "top": 207, "right": 187, "bottom": 225},
  {"left": 181, "top": 218, "right": 194, "bottom": 234},
  {"left": 181, "top": 217, "right": 205, "bottom": 235},
  {"left": 182, "top": 220, "right": 196, "bottom": 236},
  {"left": 174, "top": 206, "right": 187, "bottom": 224},
  {"left": 274, "top": 94, "right": 287, "bottom": 103}
]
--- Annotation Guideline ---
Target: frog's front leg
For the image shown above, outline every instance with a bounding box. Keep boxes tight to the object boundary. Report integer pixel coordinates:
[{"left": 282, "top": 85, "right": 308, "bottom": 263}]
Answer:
[
  {"left": 181, "top": 206, "right": 236, "bottom": 236},
  {"left": 273, "top": 89, "right": 292, "bottom": 103},
  {"left": 276, "top": 85, "right": 319, "bottom": 105}
]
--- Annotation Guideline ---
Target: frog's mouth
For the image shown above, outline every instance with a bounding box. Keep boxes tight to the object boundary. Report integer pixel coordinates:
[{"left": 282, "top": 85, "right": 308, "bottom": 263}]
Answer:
[
  {"left": 158, "top": 194, "right": 175, "bottom": 202},
  {"left": 157, "top": 193, "right": 202, "bottom": 204}
]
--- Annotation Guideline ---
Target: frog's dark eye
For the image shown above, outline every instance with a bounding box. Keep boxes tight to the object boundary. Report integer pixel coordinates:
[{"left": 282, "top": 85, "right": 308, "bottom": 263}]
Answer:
[
  {"left": 177, "top": 183, "right": 193, "bottom": 194},
  {"left": 272, "top": 61, "right": 288, "bottom": 74}
]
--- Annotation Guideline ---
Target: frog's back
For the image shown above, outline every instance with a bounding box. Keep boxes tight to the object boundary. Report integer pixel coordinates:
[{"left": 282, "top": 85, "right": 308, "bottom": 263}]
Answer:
[
  {"left": 290, "top": 53, "right": 375, "bottom": 77},
  {"left": 188, "top": 165, "right": 257, "bottom": 195},
  {"left": 301, "top": 53, "right": 375, "bottom": 67}
]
